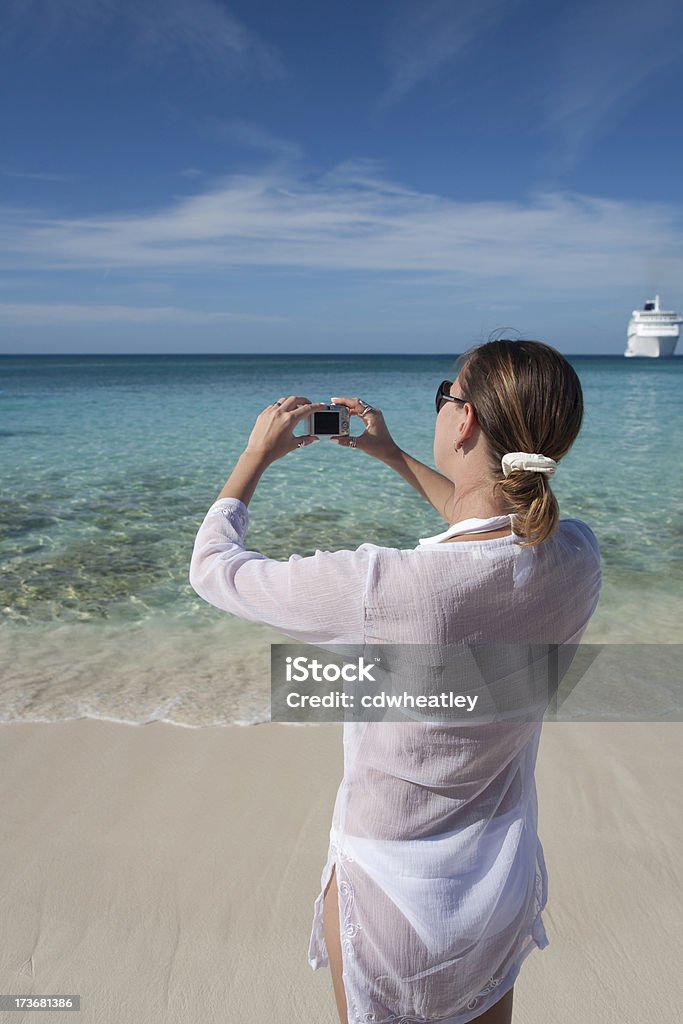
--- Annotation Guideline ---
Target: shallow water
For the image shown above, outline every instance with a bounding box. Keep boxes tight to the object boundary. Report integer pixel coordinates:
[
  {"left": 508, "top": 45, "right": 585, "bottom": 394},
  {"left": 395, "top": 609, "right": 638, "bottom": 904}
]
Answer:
[{"left": 1, "top": 353, "right": 681, "bottom": 725}]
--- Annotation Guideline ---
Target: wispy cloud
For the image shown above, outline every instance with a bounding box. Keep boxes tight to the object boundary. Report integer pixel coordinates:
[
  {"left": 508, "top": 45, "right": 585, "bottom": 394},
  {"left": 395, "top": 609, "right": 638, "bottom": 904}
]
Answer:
[
  {"left": 377, "top": 1, "right": 683, "bottom": 172},
  {"left": 199, "top": 119, "right": 303, "bottom": 162},
  {"left": 377, "top": 0, "right": 511, "bottom": 109},
  {"left": 0, "top": 302, "right": 287, "bottom": 325},
  {"left": 538, "top": 0, "right": 683, "bottom": 171},
  {"left": 2, "top": 163, "right": 682, "bottom": 296},
  {"left": 4, "top": 0, "right": 285, "bottom": 79},
  {"left": 0, "top": 166, "right": 78, "bottom": 183}
]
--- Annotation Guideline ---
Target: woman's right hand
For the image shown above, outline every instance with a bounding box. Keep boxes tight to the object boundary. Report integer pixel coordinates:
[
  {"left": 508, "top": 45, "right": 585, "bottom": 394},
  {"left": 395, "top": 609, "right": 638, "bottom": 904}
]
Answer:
[{"left": 328, "top": 396, "right": 399, "bottom": 462}]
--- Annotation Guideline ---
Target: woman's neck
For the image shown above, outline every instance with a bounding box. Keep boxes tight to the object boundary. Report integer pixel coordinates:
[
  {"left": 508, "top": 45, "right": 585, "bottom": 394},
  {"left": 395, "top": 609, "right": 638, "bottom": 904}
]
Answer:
[{"left": 448, "top": 498, "right": 510, "bottom": 525}]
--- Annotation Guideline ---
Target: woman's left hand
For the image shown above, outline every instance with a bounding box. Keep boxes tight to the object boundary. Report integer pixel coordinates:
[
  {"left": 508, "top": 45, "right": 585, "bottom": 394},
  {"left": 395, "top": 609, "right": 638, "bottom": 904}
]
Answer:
[{"left": 244, "top": 396, "right": 327, "bottom": 464}]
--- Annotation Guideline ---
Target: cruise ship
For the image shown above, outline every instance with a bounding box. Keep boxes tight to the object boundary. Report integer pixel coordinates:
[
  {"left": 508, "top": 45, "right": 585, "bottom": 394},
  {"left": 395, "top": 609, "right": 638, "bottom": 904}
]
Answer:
[{"left": 624, "top": 295, "right": 682, "bottom": 357}]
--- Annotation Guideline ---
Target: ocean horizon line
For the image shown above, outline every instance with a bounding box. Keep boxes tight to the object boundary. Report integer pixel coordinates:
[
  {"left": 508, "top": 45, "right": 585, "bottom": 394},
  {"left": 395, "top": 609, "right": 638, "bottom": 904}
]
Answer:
[{"left": 1, "top": 351, "right": 673, "bottom": 359}]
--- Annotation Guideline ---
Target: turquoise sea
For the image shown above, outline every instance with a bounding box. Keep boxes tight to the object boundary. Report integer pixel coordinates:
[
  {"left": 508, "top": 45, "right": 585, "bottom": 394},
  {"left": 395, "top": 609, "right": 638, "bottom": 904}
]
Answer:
[{"left": 1, "top": 354, "right": 681, "bottom": 727}]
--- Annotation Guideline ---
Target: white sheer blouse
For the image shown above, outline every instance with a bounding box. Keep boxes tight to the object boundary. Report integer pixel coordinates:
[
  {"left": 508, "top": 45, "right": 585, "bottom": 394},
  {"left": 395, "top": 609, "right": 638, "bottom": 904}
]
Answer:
[{"left": 189, "top": 497, "right": 602, "bottom": 1024}]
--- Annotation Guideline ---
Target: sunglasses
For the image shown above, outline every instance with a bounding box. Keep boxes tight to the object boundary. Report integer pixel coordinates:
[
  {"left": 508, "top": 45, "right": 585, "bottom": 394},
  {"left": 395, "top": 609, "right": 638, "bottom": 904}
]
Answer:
[{"left": 435, "top": 380, "right": 471, "bottom": 415}]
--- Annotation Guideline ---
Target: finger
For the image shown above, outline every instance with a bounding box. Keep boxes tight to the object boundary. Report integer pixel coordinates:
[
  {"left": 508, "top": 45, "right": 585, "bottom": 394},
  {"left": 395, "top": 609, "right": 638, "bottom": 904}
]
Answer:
[
  {"left": 289, "top": 401, "right": 328, "bottom": 421},
  {"left": 330, "top": 396, "right": 370, "bottom": 417},
  {"left": 271, "top": 395, "right": 299, "bottom": 410},
  {"left": 329, "top": 435, "right": 358, "bottom": 446},
  {"left": 278, "top": 395, "right": 317, "bottom": 410},
  {"left": 330, "top": 396, "right": 356, "bottom": 409},
  {"left": 294, "top": 435, "right": 320, "bottom": 448}
]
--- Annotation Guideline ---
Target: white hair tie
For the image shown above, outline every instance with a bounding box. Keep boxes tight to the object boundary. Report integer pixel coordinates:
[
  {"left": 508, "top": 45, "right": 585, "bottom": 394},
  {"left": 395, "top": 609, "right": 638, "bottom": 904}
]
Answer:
[{"left": 501, "top": 452, "right": 557, "bottom": 478}]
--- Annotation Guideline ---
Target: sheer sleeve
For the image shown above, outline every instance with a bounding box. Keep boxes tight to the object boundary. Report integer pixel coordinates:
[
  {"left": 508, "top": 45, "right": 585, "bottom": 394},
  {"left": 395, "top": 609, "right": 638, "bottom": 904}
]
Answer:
[{"left": 188, "top": 497, "right": 372, "bottom": 645}]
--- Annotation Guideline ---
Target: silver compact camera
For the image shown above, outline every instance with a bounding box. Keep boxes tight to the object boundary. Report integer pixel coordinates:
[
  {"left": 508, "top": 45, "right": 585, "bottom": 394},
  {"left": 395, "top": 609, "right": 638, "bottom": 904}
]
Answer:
[{"left": 301, "top": 402, "right": 350, "bottom": 436}]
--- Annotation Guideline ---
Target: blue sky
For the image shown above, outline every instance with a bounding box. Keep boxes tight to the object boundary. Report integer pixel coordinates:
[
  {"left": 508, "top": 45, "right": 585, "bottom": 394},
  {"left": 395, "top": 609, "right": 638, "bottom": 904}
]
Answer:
[{"left": 1, "top": 0, "right": 683, "bottom": 355}]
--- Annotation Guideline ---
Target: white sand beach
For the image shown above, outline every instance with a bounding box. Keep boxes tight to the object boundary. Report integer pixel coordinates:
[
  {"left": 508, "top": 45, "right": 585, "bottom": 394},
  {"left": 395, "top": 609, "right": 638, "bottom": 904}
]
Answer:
[{"left": 0, "top": 718, "right": 681, "bottom": 1024}]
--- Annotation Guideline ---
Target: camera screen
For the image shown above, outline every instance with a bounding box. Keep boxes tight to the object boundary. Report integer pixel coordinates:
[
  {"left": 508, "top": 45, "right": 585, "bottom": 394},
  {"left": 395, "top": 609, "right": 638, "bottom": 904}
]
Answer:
[{"left": 313, "top": 411, "right": 340, "bottom": 433}]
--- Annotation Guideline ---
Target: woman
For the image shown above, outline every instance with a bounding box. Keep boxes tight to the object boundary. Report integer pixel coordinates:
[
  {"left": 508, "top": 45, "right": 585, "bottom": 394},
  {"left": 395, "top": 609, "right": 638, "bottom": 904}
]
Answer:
[{"left": 189, "top": 339, "right": 602, "bottom": 1024}]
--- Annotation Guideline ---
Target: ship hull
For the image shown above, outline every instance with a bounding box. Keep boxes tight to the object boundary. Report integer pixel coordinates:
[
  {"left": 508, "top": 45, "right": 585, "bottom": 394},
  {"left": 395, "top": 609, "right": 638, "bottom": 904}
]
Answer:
[{"left": 625, "top": 329, "right": 679, "bottom": 358}]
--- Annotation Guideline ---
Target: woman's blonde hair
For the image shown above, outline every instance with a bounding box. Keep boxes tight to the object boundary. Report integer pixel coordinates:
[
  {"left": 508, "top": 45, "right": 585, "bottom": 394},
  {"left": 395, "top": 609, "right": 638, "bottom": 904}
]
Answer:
[{"left": 453, "top": 339, "right": 584, "bottom": 548}]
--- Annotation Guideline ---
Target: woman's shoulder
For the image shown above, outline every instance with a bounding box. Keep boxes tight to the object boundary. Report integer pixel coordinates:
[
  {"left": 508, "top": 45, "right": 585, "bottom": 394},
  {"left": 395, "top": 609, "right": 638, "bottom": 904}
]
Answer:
[
  {"left": 324, "top": 519, "right": 601, "bottom": 567},
  {"left": 557, "top": 517, "right": 601, "bottom": 558}
]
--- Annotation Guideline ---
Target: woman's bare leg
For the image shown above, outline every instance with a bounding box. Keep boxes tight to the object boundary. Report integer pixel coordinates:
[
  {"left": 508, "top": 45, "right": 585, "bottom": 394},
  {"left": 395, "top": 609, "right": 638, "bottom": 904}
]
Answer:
[
  {"left": 323, "top": 865, "right": 349, "bottom": 1024},
  {"left": 469, "top": 984, "right": 514, "bottom": 1023},
  {"left": 323, "top": 865, "right": 513, "bottom": 1024}
]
